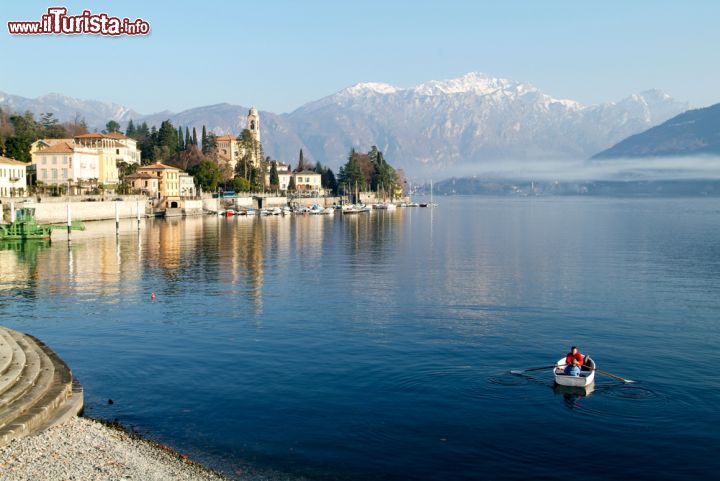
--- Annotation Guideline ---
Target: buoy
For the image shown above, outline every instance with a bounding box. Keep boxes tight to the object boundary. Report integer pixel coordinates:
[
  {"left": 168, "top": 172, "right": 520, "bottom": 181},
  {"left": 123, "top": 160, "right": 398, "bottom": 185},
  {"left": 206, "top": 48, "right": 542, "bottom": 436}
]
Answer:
[
  {"left": 151, "top": 292, "right": 156, "bottom": 301},
  {"left": 108, "top": 399, "right": 114, "bottom": 405}
]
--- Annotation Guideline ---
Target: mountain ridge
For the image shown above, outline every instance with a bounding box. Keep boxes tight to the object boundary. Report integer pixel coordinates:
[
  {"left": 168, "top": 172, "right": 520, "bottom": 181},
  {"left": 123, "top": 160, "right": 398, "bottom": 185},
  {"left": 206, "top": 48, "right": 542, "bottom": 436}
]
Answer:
[
  {"left": 592, "top": 102, "right": 720, "bottom": 159},
  {"left": 1, "top": 73, "right": 690, "bottom": 171}
]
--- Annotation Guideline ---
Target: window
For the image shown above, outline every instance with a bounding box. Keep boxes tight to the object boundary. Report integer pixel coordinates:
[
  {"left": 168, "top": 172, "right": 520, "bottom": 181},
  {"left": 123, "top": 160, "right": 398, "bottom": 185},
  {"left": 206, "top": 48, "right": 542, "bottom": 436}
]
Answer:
[
  {"left": 116, "top": 149, "right": 120, "bottom": 154},
  {"left": 51, "top": 169, "right": 58, "bottom": 180},
  {"left": 42, "top": 156, "right": 47, "bottom": 165},
  {"left": 62, "top": 168, "right": 68, "bottom": 179},
  {"left": 52, "top": 156, "right": 57, "bottom": 164}
]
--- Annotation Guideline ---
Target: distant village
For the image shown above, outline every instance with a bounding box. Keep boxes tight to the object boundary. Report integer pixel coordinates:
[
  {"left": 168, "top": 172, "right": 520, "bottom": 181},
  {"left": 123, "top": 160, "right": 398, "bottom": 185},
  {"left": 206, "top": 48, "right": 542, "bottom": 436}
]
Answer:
[{"left": 1, "top": 106, "right": 405, "bottom": 214}]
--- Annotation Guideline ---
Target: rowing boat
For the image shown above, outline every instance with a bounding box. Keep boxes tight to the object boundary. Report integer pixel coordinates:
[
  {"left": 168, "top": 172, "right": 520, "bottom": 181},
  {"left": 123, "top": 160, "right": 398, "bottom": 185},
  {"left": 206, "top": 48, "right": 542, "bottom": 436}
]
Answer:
[{"left": 554, "top": 356, "right": 595, "bottom": 387}]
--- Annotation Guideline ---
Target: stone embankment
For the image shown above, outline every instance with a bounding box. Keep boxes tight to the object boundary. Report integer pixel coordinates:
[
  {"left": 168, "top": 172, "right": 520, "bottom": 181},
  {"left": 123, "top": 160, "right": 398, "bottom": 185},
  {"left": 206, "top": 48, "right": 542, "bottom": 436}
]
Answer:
[{"left": 0, "top": 326, "right": 83, "bottom": 447}]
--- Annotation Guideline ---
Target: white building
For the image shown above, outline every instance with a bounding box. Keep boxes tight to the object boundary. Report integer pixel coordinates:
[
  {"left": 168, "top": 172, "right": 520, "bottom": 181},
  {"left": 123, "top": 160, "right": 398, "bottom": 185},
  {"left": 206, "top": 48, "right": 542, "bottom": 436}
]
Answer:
[
  {"left": 73, "top": 132, "right": 141, "bottom": 165},
  {"left": 293, "top": 170, "right": 322, "bottom": 194},
  {"left": 265, "top": 162, "right": 293, "bottom": 191},
  {"left": 0, "top": 156, "right": 28, "bottom": 197},
  {"left": 179, "top": 172, "right": 196, "bottom": 198}
]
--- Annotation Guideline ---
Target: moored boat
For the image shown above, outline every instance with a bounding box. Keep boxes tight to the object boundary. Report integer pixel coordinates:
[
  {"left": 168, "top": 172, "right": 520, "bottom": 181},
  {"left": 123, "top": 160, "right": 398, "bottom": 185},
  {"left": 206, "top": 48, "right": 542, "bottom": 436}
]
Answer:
[{"left": 554, "top": 356, "right": 595, "bottom": 387}]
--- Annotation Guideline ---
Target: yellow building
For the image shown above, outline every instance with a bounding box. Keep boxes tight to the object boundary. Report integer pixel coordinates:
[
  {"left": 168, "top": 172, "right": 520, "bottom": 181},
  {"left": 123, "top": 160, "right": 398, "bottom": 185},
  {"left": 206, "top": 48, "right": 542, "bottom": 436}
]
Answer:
[
  {"left": 216, "top": 134, "right": 240, "bottom": 169},
  {"left": 136, "top": 162, "right": 182, "bottom": 198},
  {"left": 31, "top": 141, "right": 119, "bottom": 189},
  {"left": 0, "top": 156, "right": 28, "bottom": 197}
]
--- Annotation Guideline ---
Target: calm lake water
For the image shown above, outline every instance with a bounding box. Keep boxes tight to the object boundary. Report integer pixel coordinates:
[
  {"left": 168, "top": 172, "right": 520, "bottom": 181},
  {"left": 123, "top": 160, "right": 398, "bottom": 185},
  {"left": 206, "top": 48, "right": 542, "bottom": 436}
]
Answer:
[{"left": 1, "top": 197, "right": 719, "bottom": 480}]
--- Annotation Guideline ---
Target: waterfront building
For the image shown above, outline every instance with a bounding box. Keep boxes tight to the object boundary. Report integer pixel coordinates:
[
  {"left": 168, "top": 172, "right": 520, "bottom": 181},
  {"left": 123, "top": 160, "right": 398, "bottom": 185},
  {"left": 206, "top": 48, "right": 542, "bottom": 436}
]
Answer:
[
  {"left": 0, "top": 156, "right": 28, "bottom": 197},
  {"left": 265, "top": 162, "right": 293, "bottom": 191},
  {"left": 136, "top": 162, "right": 183, "bottom": 198},
  {"left": 124, "top": 172, "right": 159, "bottom": 197},
  {"left": 32, "top": 132, "right": 141, "bottom": 166},
  {"left": 214, "top": 107, "right": 263, "bottom": 174},
  {"left": 179, "top": 172, "right": 197, "bottom": 198},
  {"left": 293, "top": 170, "right": 323, "bottom": 194},
  {"left": 216, "top": 134, "right": 240, "bottom": 172},
  {"left": 31, "top": 141, "right": 119, "bottom": 190}
]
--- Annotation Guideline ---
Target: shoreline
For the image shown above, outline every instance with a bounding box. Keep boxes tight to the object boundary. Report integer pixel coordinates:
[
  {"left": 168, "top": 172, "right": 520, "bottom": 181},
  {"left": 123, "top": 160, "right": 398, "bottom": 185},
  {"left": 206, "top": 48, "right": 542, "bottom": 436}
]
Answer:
[{"left": 1, "top": 415, "right": 235, "bottom": 481}]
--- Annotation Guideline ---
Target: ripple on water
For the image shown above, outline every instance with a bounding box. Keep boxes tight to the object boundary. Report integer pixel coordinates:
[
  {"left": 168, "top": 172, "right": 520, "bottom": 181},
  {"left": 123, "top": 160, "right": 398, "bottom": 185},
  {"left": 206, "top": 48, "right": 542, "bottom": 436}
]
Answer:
[
  {"left": 485, "top": 374, "right": 530, "bottom": 387},
  {"left": 599, "top": 383, "right": 667, "bottom": 401}
]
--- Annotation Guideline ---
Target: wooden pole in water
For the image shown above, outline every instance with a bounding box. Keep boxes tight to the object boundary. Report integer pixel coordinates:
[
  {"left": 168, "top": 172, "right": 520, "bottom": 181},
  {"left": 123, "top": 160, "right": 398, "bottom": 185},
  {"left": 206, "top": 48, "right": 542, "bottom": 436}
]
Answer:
[
  {"left": 136, "top": 198, "right": 141, "bottom": 231},
  {"left": 67, "top": 202, "right": 72, "bottom": 242},
  {"left": 115, "top": 200, "right": 120, "bottom": 236}
]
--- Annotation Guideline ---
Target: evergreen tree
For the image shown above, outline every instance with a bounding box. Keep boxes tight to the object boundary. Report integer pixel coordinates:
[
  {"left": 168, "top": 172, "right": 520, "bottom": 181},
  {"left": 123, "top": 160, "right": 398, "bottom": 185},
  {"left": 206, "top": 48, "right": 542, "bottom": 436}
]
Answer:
[
  {"left": 126, "top": 119, "right": 135, "bottom": 137},
  {"left": 322, "top": 167, "right": 338, "bottom": 195},
  {"left": 338, "top": 148, "right": 365, "bottom": 194},
  {"left": 201, "top": 125, "right": 207, "bottom": 153},
  {"left": 288, "top": 175, "right": 296, "bottom": 192},
  {"left": 296, "top": 148, "right": 305, "bottom": 172},
  {"left": 157, "top": 120, "right": 179, "bottom": 154},
  {"left": 185, "top": 127, "right": 191, "bottom": 149},
  {"left": 5, "top": 112, "right": 38, "bottom": 163},
  {"left": 177, "top": 126, "right": 184, "bottom": 151},
  {"left": 192, "top": 127, "right": 198, "bottom": 146},
  {"left": 269, "top": 162, "right": 279, "bottom": 188},
  {"left": 40, "top": 112, "right": 67, "bottom": 138}
]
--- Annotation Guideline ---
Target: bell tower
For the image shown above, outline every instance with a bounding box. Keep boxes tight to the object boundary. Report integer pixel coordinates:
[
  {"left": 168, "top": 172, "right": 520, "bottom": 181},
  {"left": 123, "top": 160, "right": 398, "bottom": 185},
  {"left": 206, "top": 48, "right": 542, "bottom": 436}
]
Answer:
[{"left": 247, "top": 106, "right": 260, "bottom": 143}]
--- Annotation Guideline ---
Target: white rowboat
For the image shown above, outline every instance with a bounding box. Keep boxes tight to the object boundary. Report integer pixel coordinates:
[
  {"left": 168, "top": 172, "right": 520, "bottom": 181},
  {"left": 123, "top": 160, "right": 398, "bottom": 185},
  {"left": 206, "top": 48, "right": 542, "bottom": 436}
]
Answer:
[{"left": 554, "top": 356, "right": 595, "bottom": 387}]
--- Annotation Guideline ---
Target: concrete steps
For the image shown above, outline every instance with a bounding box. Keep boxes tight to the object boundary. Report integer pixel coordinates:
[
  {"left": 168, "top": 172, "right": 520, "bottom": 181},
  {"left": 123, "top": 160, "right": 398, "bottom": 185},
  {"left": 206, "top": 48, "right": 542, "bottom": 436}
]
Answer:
[{"left": 0, "top": 327, "right": 83, "bottom": 447}]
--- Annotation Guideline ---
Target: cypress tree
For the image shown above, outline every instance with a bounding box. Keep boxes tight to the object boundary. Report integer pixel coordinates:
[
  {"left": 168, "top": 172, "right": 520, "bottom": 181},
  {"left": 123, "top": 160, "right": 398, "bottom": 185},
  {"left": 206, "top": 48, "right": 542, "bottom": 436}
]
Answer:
[
  {"left": 201, "top": 125, "right": 207, "bottom": 153},
  {"left": 177, "top": 126, "right": 184, "bottom": 151},
  {"left": 297, "top": 149, "right": 305, "bottom": 172},
  {"left": 126, "top": 119, "right": 135, "bottom": 137},
  {"left": 185, "top": 127, "right": 191, "bottom": 149},
  {"left": 192, "top": 127, "right": 198, "bottom": 146},
  {"left": 269, "top": 162, "right": 279, "bottom": 188}
]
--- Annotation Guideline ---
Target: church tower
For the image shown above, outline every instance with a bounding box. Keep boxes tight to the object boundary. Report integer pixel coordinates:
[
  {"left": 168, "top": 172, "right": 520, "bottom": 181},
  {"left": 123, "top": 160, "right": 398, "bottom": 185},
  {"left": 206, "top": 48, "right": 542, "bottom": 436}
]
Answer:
[{"left": 247, "top": 106, "right": 260, "bottom": 143}]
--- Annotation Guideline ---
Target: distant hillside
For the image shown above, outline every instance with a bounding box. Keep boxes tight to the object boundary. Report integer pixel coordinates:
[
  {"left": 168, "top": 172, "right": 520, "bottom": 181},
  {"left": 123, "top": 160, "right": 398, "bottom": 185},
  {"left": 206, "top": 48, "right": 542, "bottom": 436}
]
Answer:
[{"left": 593, "top": 103, "right": 720, "bottom": 159}]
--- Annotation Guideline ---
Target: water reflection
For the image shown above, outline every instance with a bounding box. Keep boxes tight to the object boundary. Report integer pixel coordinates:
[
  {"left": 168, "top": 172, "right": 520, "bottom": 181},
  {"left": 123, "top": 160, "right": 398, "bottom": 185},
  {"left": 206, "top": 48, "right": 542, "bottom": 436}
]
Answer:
[{"left": 553, "top": 383, "right": 595, "bottom": 409}]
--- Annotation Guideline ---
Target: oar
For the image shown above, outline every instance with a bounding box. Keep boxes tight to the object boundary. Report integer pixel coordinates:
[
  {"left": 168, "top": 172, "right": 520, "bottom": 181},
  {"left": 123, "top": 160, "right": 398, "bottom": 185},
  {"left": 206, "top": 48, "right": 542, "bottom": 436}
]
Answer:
[
  {"left": 510, "top": 365, "right": 557, "bottom": 375},
  {"left": 590, "top": 368, "right": 635, "bottom": 384}
]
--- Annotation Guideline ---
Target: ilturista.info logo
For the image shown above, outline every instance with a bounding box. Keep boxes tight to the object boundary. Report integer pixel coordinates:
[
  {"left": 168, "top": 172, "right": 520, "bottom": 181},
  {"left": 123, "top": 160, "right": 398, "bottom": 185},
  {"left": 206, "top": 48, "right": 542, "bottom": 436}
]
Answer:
[{"left": 7, "top": 7, "right": 150, "bottom": 36}]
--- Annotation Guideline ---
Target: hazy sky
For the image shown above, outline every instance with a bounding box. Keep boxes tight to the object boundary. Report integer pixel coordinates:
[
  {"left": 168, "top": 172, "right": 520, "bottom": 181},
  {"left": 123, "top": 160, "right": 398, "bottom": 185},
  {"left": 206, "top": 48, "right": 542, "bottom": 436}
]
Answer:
[{"left": 2, "top": 0, "right": 718, "bottom": 114}]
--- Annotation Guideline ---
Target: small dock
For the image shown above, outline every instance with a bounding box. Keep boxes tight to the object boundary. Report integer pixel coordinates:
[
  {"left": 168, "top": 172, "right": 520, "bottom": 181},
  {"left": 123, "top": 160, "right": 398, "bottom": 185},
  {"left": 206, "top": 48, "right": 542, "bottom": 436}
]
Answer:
[{"left": 0, "top": 327, "right": 83, "bottom": 447}]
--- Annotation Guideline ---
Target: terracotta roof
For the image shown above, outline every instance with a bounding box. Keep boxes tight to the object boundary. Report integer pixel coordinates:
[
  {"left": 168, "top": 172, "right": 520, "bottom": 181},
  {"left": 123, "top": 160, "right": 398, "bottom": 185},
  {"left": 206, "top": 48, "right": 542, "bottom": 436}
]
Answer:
[
  {"left": 295, "top": 170, "right": 321, "bottom": 175},
  {"left": 74, "top": 133, "right": 104, "bottom": 139},
  {"left": 104, "top": 132, "right": 129, "bottom": 139},
  {"left": 126, "top": 173, "right": 157, "bottom": 180},
  {"left": 0, "top": 156, "right": 28, "bottom": 166},
  {"left": 137, "top": 162, "right": 182, "bottom": 171},
  {"left": 33, "top": 142, "right": 75, "bottom": 154},
  {"left": 216, "top": 134, "right": 237, "bottom": 141},
  {"left": 35, "top": 138, "right": 74, "bottom": 146}
]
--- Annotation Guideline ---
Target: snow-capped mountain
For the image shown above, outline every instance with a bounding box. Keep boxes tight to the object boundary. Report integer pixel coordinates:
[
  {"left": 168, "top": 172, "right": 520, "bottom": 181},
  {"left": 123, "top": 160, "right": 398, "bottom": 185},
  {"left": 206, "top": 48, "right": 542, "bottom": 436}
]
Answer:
[
  {"left": 0, "top": 91, "right": 141, "bottom": 127},
  {"left": 283, "top": 73, "right": 688, "bottom": 169},
  {"left": 0, "top": 73, "right": 689, "bottom": 171}
]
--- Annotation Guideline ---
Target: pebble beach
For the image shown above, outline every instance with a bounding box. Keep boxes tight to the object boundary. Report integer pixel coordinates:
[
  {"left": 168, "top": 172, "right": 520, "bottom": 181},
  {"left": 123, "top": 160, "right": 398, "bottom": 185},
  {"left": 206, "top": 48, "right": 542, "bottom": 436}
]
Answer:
[{"left": 1, "top": 416, "right": 232, "bottom": 481}]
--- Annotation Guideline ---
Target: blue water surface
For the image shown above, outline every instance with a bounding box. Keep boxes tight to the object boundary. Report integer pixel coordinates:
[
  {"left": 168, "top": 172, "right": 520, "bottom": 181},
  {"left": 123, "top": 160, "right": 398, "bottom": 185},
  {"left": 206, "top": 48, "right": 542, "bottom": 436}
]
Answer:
[{"left": 1, "top": 197, "right": 719, "bottom": 480}]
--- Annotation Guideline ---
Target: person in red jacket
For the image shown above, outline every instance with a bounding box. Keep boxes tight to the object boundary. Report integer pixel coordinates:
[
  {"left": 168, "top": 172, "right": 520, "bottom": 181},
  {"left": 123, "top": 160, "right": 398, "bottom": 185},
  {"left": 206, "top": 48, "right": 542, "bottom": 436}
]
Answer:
[{"left": 564, "top": 346, "right": 585, "bottom": 376}]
